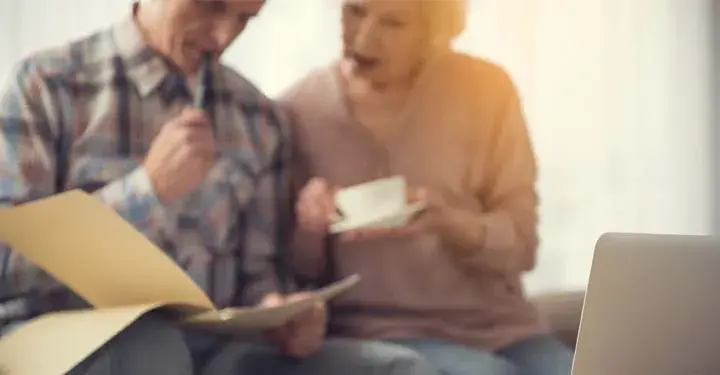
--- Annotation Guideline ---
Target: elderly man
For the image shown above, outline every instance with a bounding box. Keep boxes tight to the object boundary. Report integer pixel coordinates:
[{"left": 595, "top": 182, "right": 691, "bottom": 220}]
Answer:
[{"left": 0, "top": 1, "right": 437, "bottom": 374}]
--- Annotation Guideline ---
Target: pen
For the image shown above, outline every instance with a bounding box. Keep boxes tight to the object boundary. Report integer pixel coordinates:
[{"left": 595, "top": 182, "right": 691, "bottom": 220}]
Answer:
[
  {"left": 193, "top": 51, "right": 216, "bottom": 136},
  {"left": 193, "top": 51, "right": 212, "bottom": 110}
]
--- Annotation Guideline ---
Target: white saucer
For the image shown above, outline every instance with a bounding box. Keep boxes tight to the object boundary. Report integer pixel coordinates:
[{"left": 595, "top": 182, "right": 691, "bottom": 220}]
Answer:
[{"left": 329, "top": 202, "right": 426, "bottom": 234}]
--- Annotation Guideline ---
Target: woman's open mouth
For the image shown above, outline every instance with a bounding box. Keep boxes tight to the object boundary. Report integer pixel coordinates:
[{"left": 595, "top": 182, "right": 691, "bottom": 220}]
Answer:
[{"left": 349, "top": 52, "right": 380, "bottom": 71}]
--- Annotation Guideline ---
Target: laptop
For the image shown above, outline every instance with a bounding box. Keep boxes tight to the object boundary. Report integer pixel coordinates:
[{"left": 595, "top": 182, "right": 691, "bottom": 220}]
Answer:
[{"left": 571, "top": 233, "right": 720, "bottom": 375}]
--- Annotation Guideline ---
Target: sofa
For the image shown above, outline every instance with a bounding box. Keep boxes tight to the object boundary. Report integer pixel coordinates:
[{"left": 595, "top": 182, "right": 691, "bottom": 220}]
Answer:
[{"left": 530, "top": 290, "right": 585, "bottom": 350}]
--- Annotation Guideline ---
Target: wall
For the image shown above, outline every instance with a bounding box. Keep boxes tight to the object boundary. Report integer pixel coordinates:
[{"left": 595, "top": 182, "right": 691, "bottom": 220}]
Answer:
[
  {"left": 525, "top": 0, "right": 713, "bottom": 291},
  {"left": 714, "top": 0, "right": 720, "bottom": 234}
]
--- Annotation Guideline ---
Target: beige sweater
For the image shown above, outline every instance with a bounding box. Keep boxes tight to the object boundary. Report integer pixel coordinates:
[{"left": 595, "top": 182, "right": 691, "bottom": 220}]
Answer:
[{"left": 280, "top": 51, "right": 548, "bottom": 351}]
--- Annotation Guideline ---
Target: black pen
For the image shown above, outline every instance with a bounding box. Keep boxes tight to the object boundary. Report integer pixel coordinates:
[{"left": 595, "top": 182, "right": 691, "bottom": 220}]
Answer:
[
  {"left": 193, "top": 51, "right": 212, "bottom": 110},
  {"left": 193, "top": 51, "right": 216, "bottom": 136}
]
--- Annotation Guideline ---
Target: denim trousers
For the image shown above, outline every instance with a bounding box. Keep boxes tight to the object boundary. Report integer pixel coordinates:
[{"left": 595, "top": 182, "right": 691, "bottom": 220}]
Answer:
[
  {"left": 390, "top": 335, "right": 574, "bottom": 375},
  {"left": 67, "top": 315, "right": 440, "bottom": 375}
]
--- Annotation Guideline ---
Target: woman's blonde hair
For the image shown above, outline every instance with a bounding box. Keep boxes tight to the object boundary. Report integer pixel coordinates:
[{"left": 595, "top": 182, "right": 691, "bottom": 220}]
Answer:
[{"left": 421, "top": 0, "right": 467, "bottom": 46}]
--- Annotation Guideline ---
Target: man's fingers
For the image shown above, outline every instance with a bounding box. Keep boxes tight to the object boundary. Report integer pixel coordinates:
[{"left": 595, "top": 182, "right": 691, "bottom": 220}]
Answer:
[
  {"left": 177, "top": 140, "right": 216, "bottom": 166},
  {"left": 285, "top": 297, "right": 325, "bottom": 330},
  {"left": 266, "top": 322, "right": 295, "bottom": 346},
  {"left": 171, "top": 126, "right": 215, "bottom": 158},
  {"left": 165, "top": 108, "right": 212, "bottom": 132},
  {"left": 180, "top": 107, "right": 210, "bottom": 122},
  {"left": 177, "top": 124, "right": 215, "bottom": 142},
  {"left": 262, "top": 293, "right": 292, "bottom": 344},
  {"left": 282, "top": 307, "right": 326, "bottom": 358},
  {"left": 283, "top": 330, "right": 323, "bottom": 358},
  {"left": 294, "top": 302, "right": 325, "bottom": 325},
  {"left": 263, "top": 294, "right": 326, "bottom": 358}
]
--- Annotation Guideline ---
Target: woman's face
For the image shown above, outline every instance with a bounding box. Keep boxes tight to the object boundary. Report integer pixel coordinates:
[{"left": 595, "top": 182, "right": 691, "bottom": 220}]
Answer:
[{"left": 341, "top": 0, "right": 429, "bottom": 85}]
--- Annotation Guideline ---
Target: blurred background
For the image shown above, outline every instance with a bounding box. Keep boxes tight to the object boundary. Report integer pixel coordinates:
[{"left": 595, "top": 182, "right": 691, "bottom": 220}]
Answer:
[{"left": 0, "top": 0, "right": 715, "bottom": 294}]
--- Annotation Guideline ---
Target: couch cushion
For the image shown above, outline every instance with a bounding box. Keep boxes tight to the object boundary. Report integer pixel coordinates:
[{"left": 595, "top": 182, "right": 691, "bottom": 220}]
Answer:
[{"left": 530, "top": 291, "right": 585, "bottom": 349}]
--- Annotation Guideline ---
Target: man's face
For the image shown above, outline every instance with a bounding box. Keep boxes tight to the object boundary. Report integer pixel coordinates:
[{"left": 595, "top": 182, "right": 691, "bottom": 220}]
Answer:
[
  {"left": 341, "top": 0, "right": 429, "bottom": 85},
  {"left": 147, "top": 0, "right": 265, "bottom": 73}
]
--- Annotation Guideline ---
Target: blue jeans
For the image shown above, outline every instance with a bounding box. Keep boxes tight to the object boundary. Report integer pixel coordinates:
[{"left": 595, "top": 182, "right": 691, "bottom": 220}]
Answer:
[
  {"left": 390, "top": 335, "right": 574, "bottom": 375},
  {"left": 68, "top": 315, "right": 439, "bottom": 375}
]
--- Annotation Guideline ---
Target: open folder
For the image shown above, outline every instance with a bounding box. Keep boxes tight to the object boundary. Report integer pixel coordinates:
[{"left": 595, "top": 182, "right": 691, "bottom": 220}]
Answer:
[{"left": 0, "top": 190, "right": 359, "bottom": 375}]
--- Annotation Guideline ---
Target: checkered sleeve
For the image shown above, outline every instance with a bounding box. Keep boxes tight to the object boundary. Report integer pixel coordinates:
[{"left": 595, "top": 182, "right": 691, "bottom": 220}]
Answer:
[
  {"left": 0, "top": 59, "right": 65, "bottom": 300},
  {"left": 239, "top": 106, "right": 296, "bottom": 305},
  {"left": 0, "top": 57, "right": 165, "bottom": 310},
  {"left": 93, "top": 167, "right": 167, "bottom": 239}
]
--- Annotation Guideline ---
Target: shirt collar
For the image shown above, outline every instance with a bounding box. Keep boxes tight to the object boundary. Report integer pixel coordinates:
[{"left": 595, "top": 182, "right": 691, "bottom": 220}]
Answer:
[
  {"left": 110, "top": 11, "right": 171, "bottom": 97},
  {"left": 110, "top": 13, "right": 228, "bottom": 99}
]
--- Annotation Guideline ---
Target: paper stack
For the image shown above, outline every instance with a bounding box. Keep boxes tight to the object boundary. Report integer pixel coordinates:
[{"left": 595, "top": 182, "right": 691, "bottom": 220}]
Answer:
[{"left": 0, "top": 190, "right": 358, "bottom": 374}]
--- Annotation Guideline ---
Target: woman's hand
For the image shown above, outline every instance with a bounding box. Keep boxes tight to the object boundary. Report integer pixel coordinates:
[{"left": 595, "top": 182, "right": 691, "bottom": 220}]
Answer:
[
  {"left": 341, "top": 187, "right": 486, "bottom": 251},
  {"left": 295, "top": 178, "right": 485, "bottom": 249},
  {"left": 416, "top": 188, "right": 488, "bottom": 254},
  {"left": 338, "top": 187, "right": 429, "bottom": 242},
  {"left": 296, "top": 178, "right": 338, "bottom": 233}
]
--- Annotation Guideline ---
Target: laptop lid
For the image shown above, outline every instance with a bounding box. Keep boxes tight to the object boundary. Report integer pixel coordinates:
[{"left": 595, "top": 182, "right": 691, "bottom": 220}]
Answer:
[{"left": 572, "top": 233, "right": 720, "bottom": 375}]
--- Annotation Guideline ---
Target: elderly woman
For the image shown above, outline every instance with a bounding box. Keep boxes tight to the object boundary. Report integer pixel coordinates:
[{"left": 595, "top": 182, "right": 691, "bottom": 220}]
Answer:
[{"left": 280, "top": 1, "right": 574, "bottom": 374}]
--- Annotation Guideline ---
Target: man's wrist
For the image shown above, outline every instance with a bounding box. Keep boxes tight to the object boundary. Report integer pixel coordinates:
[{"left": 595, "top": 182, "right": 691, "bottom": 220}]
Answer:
[
  {"left": 141, "top": 163, "right": 173, "bottom": 204},
  {"left": 94, "top": 167, "right": 166, "bottom": 230}
]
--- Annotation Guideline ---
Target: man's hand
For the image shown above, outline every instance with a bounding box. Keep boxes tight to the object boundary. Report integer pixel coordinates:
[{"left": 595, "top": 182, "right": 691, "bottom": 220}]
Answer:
[
  {"left": 143, "top": 108, "right": 216, "bottom": 203},
  {"left": 262, "top": 293, "right": 327, "bottom": 358}
]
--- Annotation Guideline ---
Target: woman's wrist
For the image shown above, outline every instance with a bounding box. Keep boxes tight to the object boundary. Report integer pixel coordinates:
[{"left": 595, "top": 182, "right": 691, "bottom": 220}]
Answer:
[{"left": 433, "top": 204, "right": 487, "bottom": 255}]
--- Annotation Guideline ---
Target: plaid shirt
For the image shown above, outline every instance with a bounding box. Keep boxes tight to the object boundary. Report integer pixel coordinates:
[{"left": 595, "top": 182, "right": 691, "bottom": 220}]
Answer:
[{"left": 0, "top": 16, "right": 294, "bottom": 325}]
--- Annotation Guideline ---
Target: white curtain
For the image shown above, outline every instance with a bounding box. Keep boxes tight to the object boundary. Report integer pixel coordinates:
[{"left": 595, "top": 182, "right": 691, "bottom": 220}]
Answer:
[{"left": 0, "top": 0, "right": 713, "bottom": 293}]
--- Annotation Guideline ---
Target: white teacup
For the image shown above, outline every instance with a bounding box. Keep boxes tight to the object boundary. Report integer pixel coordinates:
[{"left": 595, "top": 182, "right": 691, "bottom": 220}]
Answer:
[{"left": 334, "top": 176, "right": 407, "bottom": 222}]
